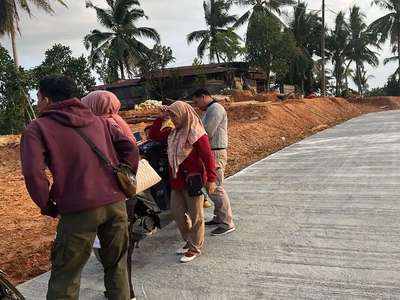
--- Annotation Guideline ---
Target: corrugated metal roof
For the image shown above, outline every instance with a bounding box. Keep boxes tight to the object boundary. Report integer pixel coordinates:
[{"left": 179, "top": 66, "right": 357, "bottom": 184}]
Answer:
[
  {"left": 90, "top": 78, "right": 142, "bottom": 91},
  {"left": 90, "top": 62, "right": 264, "bottom": 90}
]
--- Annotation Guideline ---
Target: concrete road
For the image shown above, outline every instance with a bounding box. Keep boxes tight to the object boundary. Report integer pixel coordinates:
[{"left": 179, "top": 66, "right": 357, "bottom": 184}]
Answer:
[{"left": 18, "top": 110, "right": 400, "bottom": 299}]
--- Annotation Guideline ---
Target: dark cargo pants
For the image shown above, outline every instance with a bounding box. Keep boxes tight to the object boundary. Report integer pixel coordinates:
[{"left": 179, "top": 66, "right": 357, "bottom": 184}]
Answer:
[{"left": 47, "top": 201, "right": 130, "bottom": 300}]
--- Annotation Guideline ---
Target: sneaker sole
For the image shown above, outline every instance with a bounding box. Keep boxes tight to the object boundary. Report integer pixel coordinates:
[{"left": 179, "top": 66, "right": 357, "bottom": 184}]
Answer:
[
  {"left": 180, "top": 256, "right": 197, "bottom": 263},
  {"left": 211, "top": 227, "right": 236, "bottom": 236}
]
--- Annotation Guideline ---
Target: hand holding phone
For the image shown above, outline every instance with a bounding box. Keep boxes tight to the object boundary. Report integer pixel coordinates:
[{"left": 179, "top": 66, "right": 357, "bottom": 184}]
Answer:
[{"left": 204, "top": 182, "right": 215, "bottom": 195}]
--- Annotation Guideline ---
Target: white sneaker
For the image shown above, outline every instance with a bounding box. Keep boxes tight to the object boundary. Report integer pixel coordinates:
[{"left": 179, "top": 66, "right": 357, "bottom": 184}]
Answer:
[
  {"left": 180, "top": 253, "right": 197, "bottom": 263},
  {"left": 176, "top": 243, "right": 189, "bottom": 255}
]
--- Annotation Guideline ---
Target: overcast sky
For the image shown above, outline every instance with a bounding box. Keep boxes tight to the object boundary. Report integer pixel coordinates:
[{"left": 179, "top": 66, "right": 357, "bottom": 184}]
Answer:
[{"left": 0, "top": 0, "right": 396, "bottom": 89}]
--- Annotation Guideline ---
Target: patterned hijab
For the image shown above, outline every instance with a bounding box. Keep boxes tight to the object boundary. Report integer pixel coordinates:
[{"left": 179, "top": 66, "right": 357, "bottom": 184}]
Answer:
[{"left": 167, "top": 101, "right": 206, "bottom": 178}]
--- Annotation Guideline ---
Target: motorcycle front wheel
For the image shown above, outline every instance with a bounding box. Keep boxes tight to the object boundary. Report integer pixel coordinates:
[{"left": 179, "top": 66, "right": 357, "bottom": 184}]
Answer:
[{"left": 0, "top": 273, "right": 26, "bottom": 300}]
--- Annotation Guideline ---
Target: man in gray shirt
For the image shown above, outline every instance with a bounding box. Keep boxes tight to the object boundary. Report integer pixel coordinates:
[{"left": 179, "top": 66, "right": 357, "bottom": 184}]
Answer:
[{"left": 193, "top": 88, "right": 235, "bottom": 236}]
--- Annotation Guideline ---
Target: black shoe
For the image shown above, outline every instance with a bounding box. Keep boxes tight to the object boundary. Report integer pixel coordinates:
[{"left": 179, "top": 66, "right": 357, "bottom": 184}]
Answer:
[
  {"left": 106, "top": 290, "right": 136, "bottom": 300},
  {"left": 211, "top": 226, "right": 236, "bottom": 236},
  {"left": 205, "top": 220, "right": 221, "bottom": 226}
]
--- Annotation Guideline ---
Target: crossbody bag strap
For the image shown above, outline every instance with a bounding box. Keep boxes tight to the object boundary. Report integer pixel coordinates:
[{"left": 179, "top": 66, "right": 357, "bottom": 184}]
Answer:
[
  {"left": 179, "top": 165, "right": 186, "bottom": 181},
  {"left": 199, "top": 160, "right": 204, "bottom": 177},
  {"left": 179, "top": 159, "right": 204, "bottom": 182},
  {"left": 73, "top": 127, "right": 120, "bottom": 173}
]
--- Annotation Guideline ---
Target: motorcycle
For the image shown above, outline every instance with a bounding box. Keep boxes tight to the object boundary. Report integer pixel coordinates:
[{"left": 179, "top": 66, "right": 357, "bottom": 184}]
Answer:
[
  {"left": 93, "top": 189, "right": 169, "bottom": 264},
  {"left": 0, "top": 270, "right": 26, "bottom": 300},
  {"left": 93, "top": 137, "right": 172, "bottom": 264}
]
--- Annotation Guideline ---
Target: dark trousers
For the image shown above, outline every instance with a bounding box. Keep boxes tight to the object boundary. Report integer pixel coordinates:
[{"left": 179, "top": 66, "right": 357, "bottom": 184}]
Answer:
[
  {"left": 47, "top": 201, "right": 130, "bottom": 300},
  {"left": 126, "top": 200, "right": 137, "bottom": 299}
]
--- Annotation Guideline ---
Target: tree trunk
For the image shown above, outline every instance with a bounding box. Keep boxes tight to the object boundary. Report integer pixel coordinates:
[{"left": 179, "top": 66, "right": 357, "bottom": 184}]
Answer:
[
  {"left": 266, "top": 68, "right": 271, "bottom": 92},
  {"left": 25, "top": 106, "right": 33, "bottom": 123},
  {"left": 215, "top": 49, "right": 220, "bottom": 64},
  {"left": 356, "top": 65, "right": 362, "bottom": 96},
  {"left": 335, "top": 68, "right": 340, "bottom": 97},
  {"left": 398, "top": 33, "right": 400, "bottom": 83},
  {"left": 209, "top": 47, "right": 215, "bottom": 64},
  {"left": 10, "top": 18, "right": 19, "bottom": 70},
  {"left": 10, "top": 17, "right": 36, "bottom": 120},
  {"left": 119, "top": 60, "right": 125, "bottom": 79},
  {"left": 19, "top": 86, "right": 35, "bottom": 121},
  {"left": 301, "top": 76, "right": 305, "bottom": 95},
  {"left": 344, "top": 61, "right": 351, "bottom": 95},
  {"left": 336, "top": 81, "right": 339, "bottom": 97},
  {"left": 10, "top": 17, "right": 19, "bottom": 69}
]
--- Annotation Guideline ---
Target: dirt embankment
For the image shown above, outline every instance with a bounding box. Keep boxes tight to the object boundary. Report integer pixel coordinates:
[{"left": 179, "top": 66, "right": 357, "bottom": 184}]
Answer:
[
  {"left": 347, "top": 96, "right": 400, "bottom": 113},
  {"left": 0, "top": 139, "right": 57, "bottom": 284},
  {"left": 0, "top": 96, "right": 399, "bottom": 284}
]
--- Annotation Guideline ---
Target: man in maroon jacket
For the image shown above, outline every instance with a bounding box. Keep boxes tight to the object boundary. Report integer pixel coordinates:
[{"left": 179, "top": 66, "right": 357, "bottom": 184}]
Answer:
[{"left": 20, "top": 75, "right": 139, "bottom": 300}]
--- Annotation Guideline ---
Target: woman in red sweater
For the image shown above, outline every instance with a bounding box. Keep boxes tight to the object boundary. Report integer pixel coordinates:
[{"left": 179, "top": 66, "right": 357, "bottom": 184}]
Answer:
[{"left": 149, "top": 101, "right": 216, "bottom": 263}]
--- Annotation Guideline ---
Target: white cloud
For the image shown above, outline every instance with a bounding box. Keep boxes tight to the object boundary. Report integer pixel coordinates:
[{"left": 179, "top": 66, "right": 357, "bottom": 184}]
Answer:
[{"left": 0, "top": 0, "right": 396, "bottom": 88}]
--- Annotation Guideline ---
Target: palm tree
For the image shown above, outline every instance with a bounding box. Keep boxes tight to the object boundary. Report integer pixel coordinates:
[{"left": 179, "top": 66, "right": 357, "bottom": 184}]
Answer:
[
  {"left": 0, "top": 0, "right": 65, "bottom": 120},
  {"left": 370, "top": 0, "right": 400, "bottom": 80},
  {"left": 345, "top": 5, "right": 380, "bottom": 95},
  {"left": 314, "top": 61, "right": 334, "bottom": 95},
  {"left": 232, "top": 0, "right": 296, "bottom": 25},
  {"left": 187, "top": 0, "right": 240, "bottom": 63},
  {"left": 84, "top": 0, "right": 160, "bottom": 80},
  {"left": 0, "top": 0, "right": 67, "bottom": 68},
  {"left": 327, "top": 11, "right": 350, "bottom": 96},
  {"left": 288, "top": 1, "right": 320, "bottom": 94},
  {"left": 352, "top": 66, "right": 375, "bottom": 96}
]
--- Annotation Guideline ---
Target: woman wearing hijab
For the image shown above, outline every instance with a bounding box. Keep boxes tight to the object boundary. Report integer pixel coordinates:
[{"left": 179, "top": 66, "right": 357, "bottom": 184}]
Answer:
[
  {"left": 81, "top": 90, "right": 136, "bottom": 142},
  {"left": 149, "top": 101, "right": 216, "bottom": 263},
  {"left": 82, "top": 90, "right": 136, "bottom": 300}
]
